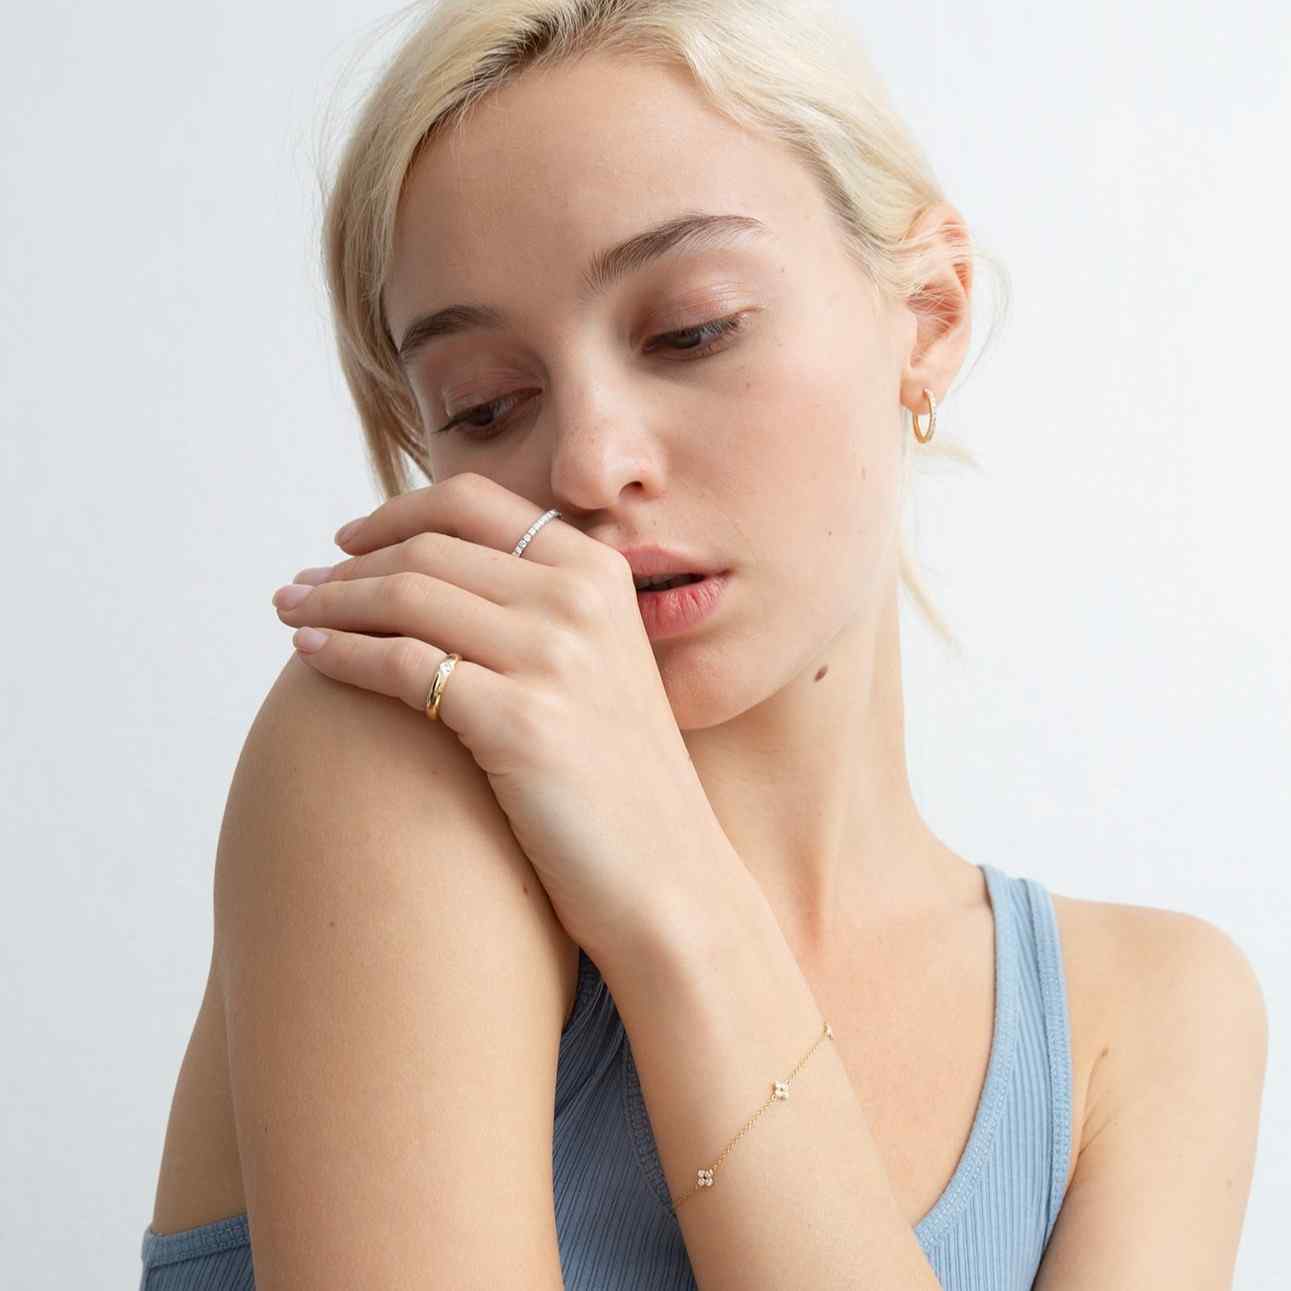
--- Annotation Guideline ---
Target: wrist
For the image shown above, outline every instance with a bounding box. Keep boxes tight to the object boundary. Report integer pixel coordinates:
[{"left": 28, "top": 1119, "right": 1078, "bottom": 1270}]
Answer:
[{"left": 593, "top": 830, "right": 777, "bottom": 1013}]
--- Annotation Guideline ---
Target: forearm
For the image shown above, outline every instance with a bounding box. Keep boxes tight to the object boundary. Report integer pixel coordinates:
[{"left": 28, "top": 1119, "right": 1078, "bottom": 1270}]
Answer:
[{"left": 597, "top": 838, "right": 944, "bottom": 1291}]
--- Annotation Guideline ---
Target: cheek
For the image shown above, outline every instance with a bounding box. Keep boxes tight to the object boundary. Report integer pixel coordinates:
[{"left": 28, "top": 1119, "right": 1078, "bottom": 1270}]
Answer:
[
  {"left": 767, "top": 373, "right": 884, "bottom": 513},
  {"left": 735, "top": 364, "right": 899, "bottom": 584}
]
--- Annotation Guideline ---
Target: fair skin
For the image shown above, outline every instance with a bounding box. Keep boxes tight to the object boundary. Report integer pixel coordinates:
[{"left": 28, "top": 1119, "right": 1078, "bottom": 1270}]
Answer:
[
  {"left": 375, "top": 60, "right": 1267, "bottom": 1280},
  {"left": 382, "top": 52, "right": 977, "bottom": 977},
  {"left": 147, "top": 51, "right": 1264, "bottom": 1284}
]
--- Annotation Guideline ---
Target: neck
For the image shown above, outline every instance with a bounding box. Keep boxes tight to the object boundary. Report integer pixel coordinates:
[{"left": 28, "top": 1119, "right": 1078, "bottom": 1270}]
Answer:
[{"left": 682, "top": 576, "right": 965, "bottom": 966}]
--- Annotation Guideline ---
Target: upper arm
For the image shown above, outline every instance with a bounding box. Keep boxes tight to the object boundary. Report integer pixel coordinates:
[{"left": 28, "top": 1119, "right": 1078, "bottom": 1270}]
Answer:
[
  {"left": 1034, "top": 904, "right": 1268, "bottom": 1290},
  {"left": 213, "top": 655, "right": 573, "bottom": 1290}
]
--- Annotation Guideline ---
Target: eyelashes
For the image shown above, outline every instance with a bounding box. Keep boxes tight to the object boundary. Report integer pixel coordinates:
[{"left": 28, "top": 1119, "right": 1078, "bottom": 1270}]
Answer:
[{"left": 433, "top": 310, "right": 753, "bottom": 442}]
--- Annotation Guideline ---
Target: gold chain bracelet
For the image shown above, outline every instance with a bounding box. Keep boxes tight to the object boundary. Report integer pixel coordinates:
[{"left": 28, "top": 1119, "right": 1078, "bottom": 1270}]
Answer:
[{"left": 670, "top": 1020, "right": 834, "bottom": 1214}]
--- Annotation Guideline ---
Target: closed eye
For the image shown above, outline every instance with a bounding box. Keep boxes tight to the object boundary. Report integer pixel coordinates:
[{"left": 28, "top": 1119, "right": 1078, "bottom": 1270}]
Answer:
[{"left": 433, "top": 311, "right": 753, "bottom": 441}]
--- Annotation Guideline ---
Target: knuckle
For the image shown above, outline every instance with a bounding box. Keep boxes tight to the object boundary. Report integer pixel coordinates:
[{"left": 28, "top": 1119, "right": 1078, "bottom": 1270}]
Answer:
[
  {"left": 447, "top": 471, "right": 486, "bottom": 498},
  {"left": 505, "top": 685, "right": 559, "bottom": 753},
  {"left": 385, "top": 637, "right": 425, "bottom": 688},
  {"left": 383, "top": 569, "right": 430, "bottom": 612},
  {"left": 526, "top": 628, "right": 570, "bottom": 675},
  {"left": 597, "top": 543, "right": 633, "bottom": 583},
  {"left": 550, "top": 570, "right": 605, "bottom": 622},
  {"left": 405, "top": 530, "right": 449, "bottom": 566}
]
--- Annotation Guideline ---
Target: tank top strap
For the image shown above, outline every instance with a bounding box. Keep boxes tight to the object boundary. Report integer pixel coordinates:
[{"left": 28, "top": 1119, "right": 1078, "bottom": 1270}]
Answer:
[
  {"left": 1014, "top": 871, "right": 1076, "bottom": 1247},
  {"left": 913, "top": 861, "right": 1024, "bottom": 1248}
]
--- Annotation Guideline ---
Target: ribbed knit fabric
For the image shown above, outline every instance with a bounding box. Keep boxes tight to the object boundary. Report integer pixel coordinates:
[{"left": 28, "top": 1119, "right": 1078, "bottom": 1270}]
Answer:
[{"left": 138, "top": 861, "right": 1073, "bottom": 1290}]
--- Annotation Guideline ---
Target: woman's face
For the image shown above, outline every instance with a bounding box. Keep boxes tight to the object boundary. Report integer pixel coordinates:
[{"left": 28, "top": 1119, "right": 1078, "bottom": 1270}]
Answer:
[{"left": 382, "top": 53, "right": 919, "bottom": 728}]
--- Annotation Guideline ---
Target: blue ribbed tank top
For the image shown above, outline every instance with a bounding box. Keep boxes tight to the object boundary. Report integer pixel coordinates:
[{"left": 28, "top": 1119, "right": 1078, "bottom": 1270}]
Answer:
[{"left": 138, "top": 862, "right": 1074, "bottom": 1290}]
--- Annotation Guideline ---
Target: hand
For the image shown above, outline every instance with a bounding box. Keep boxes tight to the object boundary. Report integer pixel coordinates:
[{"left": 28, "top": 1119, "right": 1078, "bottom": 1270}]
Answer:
[{"left": 271, "top": 472, "right": 721, "bottom": 962}]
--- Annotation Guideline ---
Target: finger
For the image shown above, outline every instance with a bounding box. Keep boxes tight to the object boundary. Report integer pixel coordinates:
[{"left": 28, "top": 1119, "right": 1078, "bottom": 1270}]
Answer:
[
  {"left": 275, "top": 571, "right": 524, "bottom": 674},
  {"left": 309, "top": 530, "right": 537, "bottom": 608},
  {"left": 333, "top": 472, "right": 589, "bottom": 571},
  {"left": 291, "top": 625, "right": 510, "bottom": 727}
]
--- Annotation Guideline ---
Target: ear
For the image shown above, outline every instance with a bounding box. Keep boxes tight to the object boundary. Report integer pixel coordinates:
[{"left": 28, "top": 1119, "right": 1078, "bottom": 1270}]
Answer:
[{"left": 895, "top": 201, "right": 974, "bottom": 420}]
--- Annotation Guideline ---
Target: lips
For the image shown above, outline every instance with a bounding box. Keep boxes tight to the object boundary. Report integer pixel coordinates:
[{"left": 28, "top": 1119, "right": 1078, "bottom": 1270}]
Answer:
[
  {"left": 613, "top": 543, "right": 723, "bottom": 580},
  {"left": 635, "top": 570, "right": 730, "bottom": 639}
]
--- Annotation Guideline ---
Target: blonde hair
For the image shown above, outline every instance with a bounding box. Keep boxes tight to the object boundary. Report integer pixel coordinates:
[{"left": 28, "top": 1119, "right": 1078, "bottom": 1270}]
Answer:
[{"left": 315, "top": 0, "right": 1010, "bottom": 650}]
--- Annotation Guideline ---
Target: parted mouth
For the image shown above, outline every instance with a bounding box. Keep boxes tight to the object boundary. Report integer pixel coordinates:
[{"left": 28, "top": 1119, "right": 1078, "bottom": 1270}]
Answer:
[{"left": 633, "top": 572, "right": 708, "bottom": 592}]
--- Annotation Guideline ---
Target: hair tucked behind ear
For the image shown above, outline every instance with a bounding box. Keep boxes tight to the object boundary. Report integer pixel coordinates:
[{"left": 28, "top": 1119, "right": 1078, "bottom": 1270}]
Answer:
[{"left": 312, "top": 0, "right": 1011, "bottom": 652}]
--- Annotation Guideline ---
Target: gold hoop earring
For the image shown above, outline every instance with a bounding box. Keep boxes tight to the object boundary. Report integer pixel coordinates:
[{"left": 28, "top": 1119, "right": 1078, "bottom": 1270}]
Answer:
[{"left": 912, "top": 388, "right": 937, "bottom": 443}]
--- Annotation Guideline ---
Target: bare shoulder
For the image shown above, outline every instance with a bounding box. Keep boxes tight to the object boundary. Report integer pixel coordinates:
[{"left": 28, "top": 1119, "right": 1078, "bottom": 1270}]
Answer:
[
  {"left": 204, "top": 654, "right": 581, "bottom": 1285},
  {"left": 1046, "top": 887, "right": 1267, "bottom": 1157},
  {"left": 229, "top": 654, "right": 582, "bottom": 1025},
  {"left": 1049, "top": 887, "right": 1266, "bottom": 1027},
  {"left": 1029, "top": 887, "right": 1267, "bottom": 1286}
]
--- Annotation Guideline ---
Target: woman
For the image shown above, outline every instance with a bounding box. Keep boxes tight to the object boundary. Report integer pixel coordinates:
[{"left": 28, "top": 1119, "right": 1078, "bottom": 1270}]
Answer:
[{"left": 140, "top": 2, "right": 1267, "bottom": 1288}]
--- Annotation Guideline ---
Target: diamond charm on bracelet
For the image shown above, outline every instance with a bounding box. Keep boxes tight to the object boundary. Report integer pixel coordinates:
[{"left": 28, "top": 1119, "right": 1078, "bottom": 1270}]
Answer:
[{"left": 671, "top": 1019, "right": 836, "bottom": 1215}]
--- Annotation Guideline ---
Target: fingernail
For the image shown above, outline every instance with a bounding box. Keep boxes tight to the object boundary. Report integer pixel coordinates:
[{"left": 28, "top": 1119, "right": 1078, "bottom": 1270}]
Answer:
[
  {"left": 272, "top": 584, "right": 313, "bottom": 610},
  {"left": 335, "top": 517, "right": 364, "bottom": 546},
  {"left": 293, "top": 565, "right": 335, "bottom": 585},
  {"left": 293, "top": 627, "right": 328, "bottom": 653}
]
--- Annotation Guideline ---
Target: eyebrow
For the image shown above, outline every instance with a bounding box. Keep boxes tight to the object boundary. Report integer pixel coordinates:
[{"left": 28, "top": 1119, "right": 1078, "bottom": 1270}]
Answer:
[{"left": 393, "top": 211, "right": 770, "bottom": 369}]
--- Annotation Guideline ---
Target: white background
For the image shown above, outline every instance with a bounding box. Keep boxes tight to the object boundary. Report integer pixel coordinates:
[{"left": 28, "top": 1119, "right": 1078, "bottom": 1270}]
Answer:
[{"left": 1, "top": 2, "right": 1286, "bottom": 1285}]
